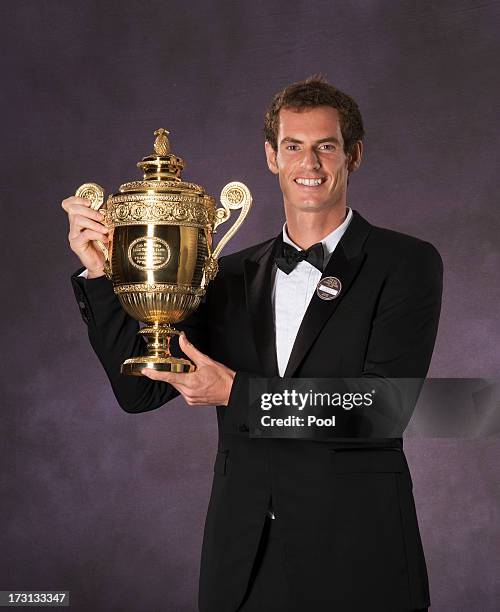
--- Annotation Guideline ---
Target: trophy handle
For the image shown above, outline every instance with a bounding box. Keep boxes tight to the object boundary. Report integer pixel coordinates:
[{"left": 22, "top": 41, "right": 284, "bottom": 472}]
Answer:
[
  {"left": 203, "top": 181, "right": 252, "bottom": 283},
  {"left": 75, "top": 183, "right": 112, "bottom": 278},
  {"left": 212, "top": 181, "right": 252, "bottom": 258}
]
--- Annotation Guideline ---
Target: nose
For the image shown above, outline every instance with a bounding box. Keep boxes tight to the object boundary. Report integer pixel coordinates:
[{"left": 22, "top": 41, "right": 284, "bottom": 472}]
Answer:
[{"left": 300, "top": 147, "right": 320, "bottom": 170}]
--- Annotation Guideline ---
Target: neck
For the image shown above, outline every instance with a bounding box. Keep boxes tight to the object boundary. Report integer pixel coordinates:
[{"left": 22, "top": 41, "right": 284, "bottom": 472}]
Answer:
[{"left": 284, "top": 204, "right": 348, "bottom": 249}]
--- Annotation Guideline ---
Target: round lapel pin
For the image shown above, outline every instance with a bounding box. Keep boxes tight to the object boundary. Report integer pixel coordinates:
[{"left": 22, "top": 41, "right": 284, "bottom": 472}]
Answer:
[{"left": 316, "top": 276, "right": 342, "bottom": 300}]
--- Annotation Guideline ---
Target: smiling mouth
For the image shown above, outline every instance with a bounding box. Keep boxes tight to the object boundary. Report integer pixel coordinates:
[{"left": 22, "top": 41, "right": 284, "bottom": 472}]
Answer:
[{"left": 294, "top": 177, "right": 326, "bottom": 187}]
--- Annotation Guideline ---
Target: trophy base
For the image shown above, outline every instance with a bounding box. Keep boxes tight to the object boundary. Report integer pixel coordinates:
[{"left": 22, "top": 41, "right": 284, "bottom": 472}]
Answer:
[
  {"left": 120, "top": 323, "right": 195, "bottom": 376},
  {"left": 121, "top": 356, "right": 195, "bottom": 376}
]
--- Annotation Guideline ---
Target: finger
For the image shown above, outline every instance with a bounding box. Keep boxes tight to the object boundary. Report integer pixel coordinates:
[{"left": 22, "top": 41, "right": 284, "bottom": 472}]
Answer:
[
  {"left": 71, "top": 229, "right": 110, "bottom": 245},
  {"left": 176, "top": 389, "right": 208, "bottom": 406},
  {"left": 184, "top": 398, "right": 208, "bottom": 406},
  {"left": 185, "top": 397, "right": 210, "bottom": 406},
  {"left": 62, "top": 196, "right": 93, "bottom": 211},
  {"left": 141, "top": 368, "right": 193, "bottom": 387},
  {"left": 69, "top": 205, "right": 106, "bottom": 223},
  {"left": 140, "top": 369, "right": 210, "bottom": 406},
  {"left": 63, "top": 198, "right": 105, "bottom": 222},
  {"left": 70, "top": 215, "right": 109, "bottom": 236},
  {"left": 178, "top": 332, "right": 210, "bottom": 366}
]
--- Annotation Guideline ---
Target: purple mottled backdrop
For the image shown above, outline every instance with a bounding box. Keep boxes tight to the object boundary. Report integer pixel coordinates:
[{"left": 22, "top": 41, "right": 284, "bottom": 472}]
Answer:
[{"left": 1, "top": 1, "right": 499, "bottom": 610}]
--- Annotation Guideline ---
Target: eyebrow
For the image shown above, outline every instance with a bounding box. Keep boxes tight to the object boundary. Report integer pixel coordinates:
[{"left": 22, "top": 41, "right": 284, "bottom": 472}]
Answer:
[{"left": 280, "top": 136, "right": 342, "bottom": 146}]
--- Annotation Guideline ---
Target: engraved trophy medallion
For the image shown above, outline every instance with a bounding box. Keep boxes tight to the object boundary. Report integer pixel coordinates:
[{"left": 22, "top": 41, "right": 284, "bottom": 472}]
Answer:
[{"left": 76, "top": 128, "right": 252, "bottom": 375}]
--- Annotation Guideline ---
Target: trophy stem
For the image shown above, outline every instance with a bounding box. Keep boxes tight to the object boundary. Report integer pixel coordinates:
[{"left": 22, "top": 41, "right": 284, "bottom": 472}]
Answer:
[{"left": 121, "top": 323, "right": 195, "bottom": 376}]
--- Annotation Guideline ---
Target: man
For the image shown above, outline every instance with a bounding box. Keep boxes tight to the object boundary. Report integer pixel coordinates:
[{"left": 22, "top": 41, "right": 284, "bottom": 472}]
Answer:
[{"left": 63, "top": 76, "right": 442, "bottom": 611}]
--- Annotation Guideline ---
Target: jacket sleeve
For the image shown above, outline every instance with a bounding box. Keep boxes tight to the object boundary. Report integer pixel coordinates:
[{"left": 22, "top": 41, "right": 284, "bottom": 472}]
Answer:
[
  {"left": 71, "top": 267, "right": 208, "bottom": 414},
  {"left": 353, "top": 239, "right": 444, "bottom": 433},
  {"left": 362, "top": 240, "right": 443, "bottom": 378}
]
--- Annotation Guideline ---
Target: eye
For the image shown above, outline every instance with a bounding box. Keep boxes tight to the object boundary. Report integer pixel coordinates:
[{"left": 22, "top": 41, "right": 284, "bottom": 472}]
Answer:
[
  {"left": 285, "top": 144, "right": 299, "bottom": 151},
  {"left": 319, "top": 144, "right": 335, "bottom": 151}
]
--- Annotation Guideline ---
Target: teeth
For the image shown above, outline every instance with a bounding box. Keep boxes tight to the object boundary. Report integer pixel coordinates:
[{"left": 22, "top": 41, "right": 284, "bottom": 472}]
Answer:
[{"left": 295, "top": 178, "right": 323, "bottom": 186}]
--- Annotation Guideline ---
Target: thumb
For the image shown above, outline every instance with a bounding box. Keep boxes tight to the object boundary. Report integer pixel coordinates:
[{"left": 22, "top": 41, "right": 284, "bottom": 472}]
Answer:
[{"left": 179, "top": 332, "right": 208, "bottom": 365}]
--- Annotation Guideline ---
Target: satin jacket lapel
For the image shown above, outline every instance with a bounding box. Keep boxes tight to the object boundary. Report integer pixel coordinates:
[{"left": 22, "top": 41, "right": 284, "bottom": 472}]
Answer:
[
  {"left": 243, "top": 237, "right": 280, "bottom": 377},
  {"left": 283, "top": 210, "right": 372, "bottom": 377}
]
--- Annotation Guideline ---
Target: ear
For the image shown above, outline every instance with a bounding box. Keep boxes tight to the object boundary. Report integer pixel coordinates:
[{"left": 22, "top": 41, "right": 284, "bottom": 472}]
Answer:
[
  {"left": 347, "top": 140, "right": 363, "bottom": 173},
  {"left": 264, "top": 141, "right": 279, "bottom": 175}
]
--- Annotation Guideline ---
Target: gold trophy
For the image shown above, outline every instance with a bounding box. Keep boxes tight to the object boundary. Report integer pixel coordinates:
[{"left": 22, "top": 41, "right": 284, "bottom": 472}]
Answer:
[{"left": 76, "top": 128, "right": 252, "bottom": 375}]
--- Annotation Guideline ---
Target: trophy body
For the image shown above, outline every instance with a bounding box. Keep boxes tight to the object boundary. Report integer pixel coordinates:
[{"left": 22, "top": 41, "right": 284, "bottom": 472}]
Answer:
[{"left": 76, "top": 129, "right": 252, "bottom": 375}]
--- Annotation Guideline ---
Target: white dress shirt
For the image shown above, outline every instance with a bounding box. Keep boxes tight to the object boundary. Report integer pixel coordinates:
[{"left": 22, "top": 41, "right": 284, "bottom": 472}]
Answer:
[{"left": 272, "top": 207, "right": 353, "bottom": 377}]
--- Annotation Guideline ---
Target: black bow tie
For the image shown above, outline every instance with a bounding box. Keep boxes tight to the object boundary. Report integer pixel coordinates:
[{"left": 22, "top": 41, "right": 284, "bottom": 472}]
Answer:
[{"left": 275, "top": 240, "right": 324, "bottom": 274}]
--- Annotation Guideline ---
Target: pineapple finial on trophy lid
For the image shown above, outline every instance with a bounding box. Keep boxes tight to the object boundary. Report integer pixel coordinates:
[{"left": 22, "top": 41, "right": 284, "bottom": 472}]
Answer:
[
  {"left": 137, "top": 127, "right": 185, "bottom": 181},
  {"left": 153, "top": 128, "right": 171, "bottom": 156}
]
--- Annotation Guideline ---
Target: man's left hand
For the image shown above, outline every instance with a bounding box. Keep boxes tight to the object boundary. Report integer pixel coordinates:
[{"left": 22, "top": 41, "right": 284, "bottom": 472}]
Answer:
[{"left": 141, "top": 332, "right": 236, "bottom": 406}]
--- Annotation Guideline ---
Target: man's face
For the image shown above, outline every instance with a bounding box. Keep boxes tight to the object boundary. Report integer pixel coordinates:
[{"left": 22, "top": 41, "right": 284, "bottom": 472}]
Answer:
[{"left": 265, "top": 106, "right": 361, "bottom": 214}]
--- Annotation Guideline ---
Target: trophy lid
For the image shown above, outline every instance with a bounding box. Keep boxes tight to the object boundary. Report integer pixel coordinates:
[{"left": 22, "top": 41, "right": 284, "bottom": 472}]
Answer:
[{"left": 118, "top": 128, "right": 207, "bottom": 196}]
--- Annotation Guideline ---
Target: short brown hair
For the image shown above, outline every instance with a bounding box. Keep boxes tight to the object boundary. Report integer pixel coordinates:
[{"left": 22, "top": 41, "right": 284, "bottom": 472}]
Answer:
[{"left": 264, "top": 74, "right": 364, "bottom": 155}]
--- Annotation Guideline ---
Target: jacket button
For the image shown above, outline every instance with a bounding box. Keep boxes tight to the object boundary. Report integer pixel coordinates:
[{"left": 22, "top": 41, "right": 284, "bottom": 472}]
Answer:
[
  {"left": 238, "top": 424, "right": 249, "bottom": 433},
  {"left": 78, "top": 300, "right": 86, "bottom": 310}
]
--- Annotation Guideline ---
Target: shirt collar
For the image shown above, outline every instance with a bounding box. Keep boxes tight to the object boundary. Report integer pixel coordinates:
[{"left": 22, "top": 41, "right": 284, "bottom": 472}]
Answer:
[{"left": 282, "top": 206, "right": 353, "bottom": 260}]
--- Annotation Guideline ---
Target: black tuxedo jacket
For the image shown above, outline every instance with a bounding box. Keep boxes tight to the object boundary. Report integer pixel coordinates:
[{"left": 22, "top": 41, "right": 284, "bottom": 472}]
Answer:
[{"left": 71, "top": 209, "right": 443, "bottom": 612}]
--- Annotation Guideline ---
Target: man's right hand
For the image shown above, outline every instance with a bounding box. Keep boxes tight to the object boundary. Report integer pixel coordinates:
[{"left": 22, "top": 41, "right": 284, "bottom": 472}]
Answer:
[{"left": 61, "top": 195, "right": 109, "bottom": 278}]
